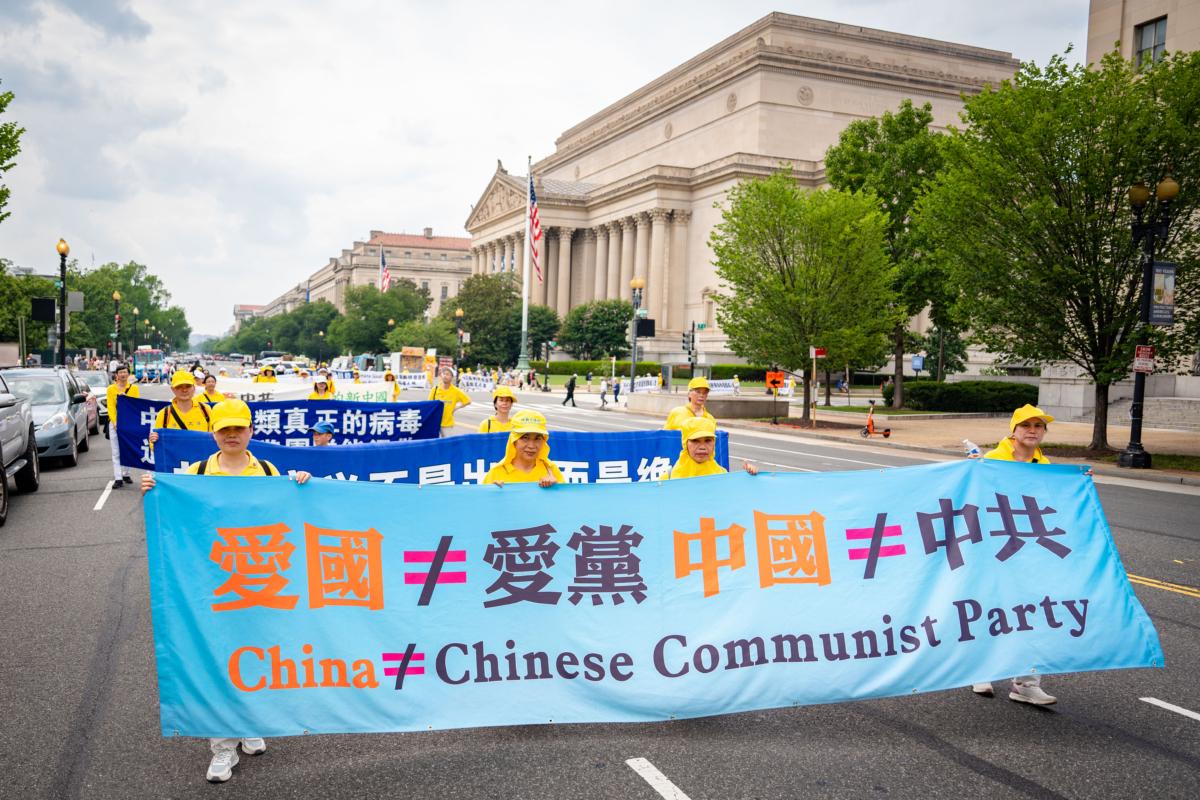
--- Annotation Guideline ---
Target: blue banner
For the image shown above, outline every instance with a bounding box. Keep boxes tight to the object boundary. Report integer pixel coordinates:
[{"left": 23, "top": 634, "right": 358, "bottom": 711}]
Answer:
[
  {"left": 153, "top": 428, "right": 730, "bottom": 484},
  {"left": 144, "top": 461, "right": 1161, "bottom": 737},
  {"left": 117, "top": 395, "right": 442, "bottom": 470}
]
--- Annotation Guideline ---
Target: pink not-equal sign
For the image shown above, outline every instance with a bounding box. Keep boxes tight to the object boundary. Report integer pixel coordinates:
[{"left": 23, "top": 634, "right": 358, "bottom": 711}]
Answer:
[
  {"left": 403, "top": 548, "right": 467, "bottom": 584},
  {"left": 382, "top": 651, "right": 426, "bottom": 677},
  {"left": 844, "top": 524, "right": 907, "bottom": 560}
]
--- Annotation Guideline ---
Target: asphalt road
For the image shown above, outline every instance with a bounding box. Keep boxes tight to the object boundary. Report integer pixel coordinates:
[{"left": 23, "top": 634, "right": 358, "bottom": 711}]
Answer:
[{"left": 1, "top": 388, "right": 1197, "bottom": 799}]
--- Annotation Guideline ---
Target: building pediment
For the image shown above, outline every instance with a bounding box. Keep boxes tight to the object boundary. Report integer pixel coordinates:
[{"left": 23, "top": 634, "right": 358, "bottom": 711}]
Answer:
[{"left": 465, "top": 167, "right": 527, "bottom": 232}]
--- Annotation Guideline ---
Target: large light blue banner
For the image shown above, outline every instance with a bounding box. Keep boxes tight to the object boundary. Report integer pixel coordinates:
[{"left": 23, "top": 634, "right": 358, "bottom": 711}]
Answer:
[
  {"left": 116, "top": 395, "right": 442, "bottom": 470},
  {"left": 143, "top": 461, "right": 1162, "bottom": 738},
  {"left": 152, "top": 427, "right": 730, "bottom": 484}
]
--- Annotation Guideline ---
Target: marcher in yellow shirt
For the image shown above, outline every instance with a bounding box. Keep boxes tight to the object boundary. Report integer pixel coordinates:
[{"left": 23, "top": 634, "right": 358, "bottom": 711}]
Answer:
[
  {"left": 149, "top": 371, "right": 212, "bottom": 444},
  {"left": 482, "top": 410, "right": 564, "bottom": 486},
  {"left": 429, "top": 367, "right": 471, "bottom": 428},
  {"left": 667, "top": 417, "right": 756, "bottom": 479},
  {"left": 106, "top": 363, "right": 140, "bottom": 488},
  {"left": 309, "top": 377, "right": 335, "bottom": 400},
  {"left": 141, "top": 398, "right": 309, "bottom": 784},
  {"left": 316, "top": 368, "right": 336, "bottom": 393},
  {"left": 664, "top": 376, "right": 716, "bottom": 431},
  {"left": 199, "top": 373, "right": 225, "bottom": 404},
  {"left": 478, "top": 385, "right": 516, "bottom": 433},
  {"left": 383, "top": 371, "right": 402, "bottom": 401},
  {"left": 254, "top": 366, "right": 277, "bottom": 383}
]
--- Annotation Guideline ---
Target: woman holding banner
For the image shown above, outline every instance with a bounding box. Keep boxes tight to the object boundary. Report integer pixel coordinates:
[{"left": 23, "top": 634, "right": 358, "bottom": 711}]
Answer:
[
  {"left": 478, "top": 385, "right": 517, "bottom": 433},
  {"left": 253, "top": 366, "right": 277, "bottom": 383},
  {"left": 141, "top": 399, "right": 311, "bottom": 783},
  {"left": 483, "top": 410, "right": 563, "bottom": 487},
  {"left": 667, "top": 417, "right": 757, "bottom": 480}
]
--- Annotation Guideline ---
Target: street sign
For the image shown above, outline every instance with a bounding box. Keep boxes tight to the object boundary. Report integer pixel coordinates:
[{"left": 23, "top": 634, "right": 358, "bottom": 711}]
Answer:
[
  {"left": 911, "top": 354, "right": 925, "bottom": 371},
  {"left": 67, "top": 291, "right": 85, "bottom": 313},
  {"left": 1133, "top": 345, "right": 1155, "bottom": 374},
  {"left": 809, "top": 346, "right": 826, "bottom": 358},
  {"left": 461, "top": 332, "right": 471, "bottom": 344},
  {"left": 765, "top": 370, "right": 785, "bottom": 389}
]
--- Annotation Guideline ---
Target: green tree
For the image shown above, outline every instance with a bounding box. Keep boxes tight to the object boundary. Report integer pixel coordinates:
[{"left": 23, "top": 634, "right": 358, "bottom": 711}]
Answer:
[
  {"left": 920, "top": 323, "right": 969, "bottom": 381},
  {"left": 710, "top": 170, "right": 899, "bottom": 421},
  {"left": 71, "top": 261, "right": 191, "bottom": 353},
  {"left": 503, "top": 304, "right": 560, "bottom": 365},
  {"left": 439, "top": 274, "right": 520, "bottom": 365},
  {"left": 328, "top": 280, "right": 430, "bottom": 354},
  {"left": 0, "top": 258, "right": 54, "bottom": 352},
  {"left": 0, "top": 81, "right": 24, "bottom": 225},
  {"left": 558, "top": 299, "right": 633, "bottom": 359},
  {"left": 824, "top": 99, "right": 949, "bottom": 409},
  {"left": 915, "top": 50, "right": 1200, "bottom": 449},
  {"left": 818, "top": 325, "right": 893, "bottom": 405},
  {"left": 384, "top": 318, "right": 458, "bottom": 355}
]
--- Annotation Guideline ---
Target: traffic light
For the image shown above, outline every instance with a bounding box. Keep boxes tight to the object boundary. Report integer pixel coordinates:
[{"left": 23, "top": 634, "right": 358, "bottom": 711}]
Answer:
[{"left": 682, "top": 330, "right": 692, "bottom": 352}]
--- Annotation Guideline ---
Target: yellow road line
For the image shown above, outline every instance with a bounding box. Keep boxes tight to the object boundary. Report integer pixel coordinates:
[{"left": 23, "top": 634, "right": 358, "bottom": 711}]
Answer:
[{"left": 1127, "top": 573, "right": 1200, "bottom": 599}]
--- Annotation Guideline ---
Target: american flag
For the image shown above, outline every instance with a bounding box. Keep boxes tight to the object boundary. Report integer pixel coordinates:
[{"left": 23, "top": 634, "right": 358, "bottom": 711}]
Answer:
[
  {"left": 379, "top": 243, "right": 391, "bottom": 291},
  {"left": 528, "top": 175, "right": 543, "bottom": 282}
]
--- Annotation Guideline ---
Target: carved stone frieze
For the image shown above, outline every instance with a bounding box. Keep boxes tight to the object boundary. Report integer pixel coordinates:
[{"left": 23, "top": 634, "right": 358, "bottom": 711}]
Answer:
[{"left": 473, "top": 181, "right": 525, "bottom": 226}]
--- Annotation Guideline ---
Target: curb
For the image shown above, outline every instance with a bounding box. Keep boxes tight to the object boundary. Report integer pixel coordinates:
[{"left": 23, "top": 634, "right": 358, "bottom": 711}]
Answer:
[{"left": 611, "top": 404, "right": 1200, "bottom": 489}]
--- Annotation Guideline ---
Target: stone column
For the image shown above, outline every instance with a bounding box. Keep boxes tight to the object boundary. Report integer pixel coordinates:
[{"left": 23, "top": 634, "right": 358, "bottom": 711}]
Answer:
[
  {"left": 556, "top": 227, "right": 575, "bottom": 317},
  {"left": 606, "top": 222, "right": 622, "bottom": 300},
  {"left": 474, "top": 246, "right": 484, "bottom": 275},
  {"left": 545, "top": 231, "right": 559, "bottom": 307},
  {"left": 618, "top": 217, "right": 636, "bottom": 298},
  {"left": 501, "top": 236, "right": 514, "bottom": 273},
  {"left": 487, "top": 241, "right": 498, "bottom": 273},
  {"left": 579, "top": 228, "right": 597, "bottom": 306},
  {"left": 647, "top": 209, "right": 669, "bottom": 324},
  {"left": 667, "top": 211, "right": 691, "bottom": 331},
  {"left": 593, "top": 225, "right": 610, "bottom": 302}
]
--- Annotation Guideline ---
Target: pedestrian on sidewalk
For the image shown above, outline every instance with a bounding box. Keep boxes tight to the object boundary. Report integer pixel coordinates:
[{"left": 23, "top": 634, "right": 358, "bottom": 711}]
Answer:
[
  {"left": 599, "top": 378, "right": 609, "bottom": 408},
  {"left": 562, "top": 373, "right": 578, "bottom": 407},
  {"left": 141, "top": 399, "right": 311, "bottom": 782},
  {"left": 586, "top": 370, "right": 593, "bottom": 392},
  {"left": 613, "top": 377, "right": 621, "bottom": 406}
]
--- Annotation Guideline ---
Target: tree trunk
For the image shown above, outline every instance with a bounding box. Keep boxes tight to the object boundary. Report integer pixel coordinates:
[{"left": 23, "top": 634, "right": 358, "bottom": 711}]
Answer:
[
  {"left": 892, "top": 324, "right": 905, "bottom": 409},
  {"left": 823, "top": 368, "right": 832, "bottom": 406},
  {"left": 1090, "top": 382, "right": 1110, "bottom": 451}
]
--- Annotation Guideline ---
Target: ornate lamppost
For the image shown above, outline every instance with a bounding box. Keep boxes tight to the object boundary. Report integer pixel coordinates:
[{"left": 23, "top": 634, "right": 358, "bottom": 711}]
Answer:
[
  {"left": 629, "top": 277, "right": 645, "bottom": 394},
  {"left": 111, "top": 291, "right": 122, "bottom": 359},
  {"left": 455, "top": 307, "right": 464, "bottom": 363},
  {"left": 56, "top": 238, "right": 69, "bottom": 366}
]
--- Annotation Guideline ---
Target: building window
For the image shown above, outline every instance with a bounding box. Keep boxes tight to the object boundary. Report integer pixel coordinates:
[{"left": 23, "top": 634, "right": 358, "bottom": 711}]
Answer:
[
  {"left": 1135, "top": 17, "right": 1167, "bottom": 68},
  {"left": 421, "top": 280, "right": 430, "bottom": 292},
  {"left": 424, "top": 252, "right": 431, "bottom": 258},
  {"left": 404, "top": 251, "right": 411, "bottom": 257},
  {"left": 440, "top": 253, "right": 447, "bottom": 260},
  {"left": 440, "top": 284, "right": 448, "bottom": 300}
]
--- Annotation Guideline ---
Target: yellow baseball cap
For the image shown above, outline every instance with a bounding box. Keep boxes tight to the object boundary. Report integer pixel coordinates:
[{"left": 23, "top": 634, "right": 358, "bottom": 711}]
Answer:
[
  {"left": 493, "top": 385, "right": 517, "bottom": 403},
  {"left": 211, "top": 399, "right": 253, "bottom": 431},
  {"left": 510, "top": 409, "right": 548, "bottom": 437},
  {"left": 170, "top": 370, "right": 196, "bottom": 387},
  {"left": 681, "top": 416, "right": 718, "bottom": 442},
  {"left": 1010, "top": 404, "right": 1054, "bottom": 432},
  {"left": 688, "top": 376, "right": 710, "bottom": 391}
]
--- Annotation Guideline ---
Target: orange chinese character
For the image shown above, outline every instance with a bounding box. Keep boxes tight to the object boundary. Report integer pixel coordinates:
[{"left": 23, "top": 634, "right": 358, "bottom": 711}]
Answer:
[
  {"left": 304, "top": 523, "right": 385, "bottom": 610},
  {"left": 674, "top": 517, "right": 746, "bottom": 598},
  {"left": 753, "top": 510, "right": 831, "bottom": 588},
  {"left": 209, "top": 522, "right": 299, "bottom": 611}
]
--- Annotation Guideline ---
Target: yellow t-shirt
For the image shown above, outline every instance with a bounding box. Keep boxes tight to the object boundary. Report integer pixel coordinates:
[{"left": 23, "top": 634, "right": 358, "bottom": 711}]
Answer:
[
  {"left": 666, "top": 455, "right": 727, "bottom": 480},
  {"left": 478, "top": 416, "right": 513, "bottom": 434},
  {"left": 430, "top": 384, "right": 471, "bottom": 427},
  {"left": 664, "top": 405, "right": 716, "bottom": 431},
  {"left": 483, "top": 459, "right": 561, "bottom": 484},
  {"left": 154, "top": 400, "right": 212, "bottom": 432},
  {"left": 254, "top": 374, "right": 277, "bottom": 383},
  {"left": 185, "top": 450, "right": 278, "bottom": 476},
  {"left": 199, "top": 390, "right": 225, "bottom": 404},
  {"left": 984, "top": 437, "right": 1050, "bottom": 464},
  {"left": 308, "top": 390, "right": 335, "bottom": 400},
  {"left": 105, "top": 382, "right": 140, "bottom": 425}
]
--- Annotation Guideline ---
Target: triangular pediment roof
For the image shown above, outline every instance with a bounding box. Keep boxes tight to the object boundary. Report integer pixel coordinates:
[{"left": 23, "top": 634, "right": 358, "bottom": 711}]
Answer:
[{"left": 465, "top": 164, "right": 527, "bottom": 231}]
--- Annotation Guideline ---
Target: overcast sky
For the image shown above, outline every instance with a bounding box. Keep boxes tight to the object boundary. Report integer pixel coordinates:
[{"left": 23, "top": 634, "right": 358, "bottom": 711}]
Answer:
[{"left": 0, "top": 0, "right": 1088, "bottom": 336}]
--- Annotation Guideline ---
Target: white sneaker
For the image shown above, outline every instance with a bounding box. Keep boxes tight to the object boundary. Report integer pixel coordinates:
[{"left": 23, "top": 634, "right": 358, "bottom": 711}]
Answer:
[
  {"left": 206, "top": 748, "right": 239, "bottom": 782},
  {"left": 971, "top": 682, "right": 994, "bottom": 695},
  {"left": 1009, "top": 682, "right": 1057, "bottom": 705},
  {"left": 240, "top": 737, "right": 267, "bottom": 755}
]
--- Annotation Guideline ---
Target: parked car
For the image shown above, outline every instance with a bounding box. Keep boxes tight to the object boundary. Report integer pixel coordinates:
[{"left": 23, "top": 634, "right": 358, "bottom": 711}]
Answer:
[
  {"left": 78, "top": 369, "right": 111, "bottom": 430},
  {"left": 0, "top": 370, "right": 40, "bottom": 526},
  {"left": 3, "top": 368, "right": 91, "bottom": 467}
]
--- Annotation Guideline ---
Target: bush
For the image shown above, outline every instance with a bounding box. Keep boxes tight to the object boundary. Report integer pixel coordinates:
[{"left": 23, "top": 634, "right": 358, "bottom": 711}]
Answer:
[{"left": 882, "top": 380, "right": 1037, "bottom": 412}]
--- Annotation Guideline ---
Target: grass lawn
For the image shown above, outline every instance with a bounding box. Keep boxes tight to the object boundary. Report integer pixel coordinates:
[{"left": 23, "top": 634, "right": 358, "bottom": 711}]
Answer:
[{"left": 1038, "top": 444, "right": 1200, "bottom": 472}]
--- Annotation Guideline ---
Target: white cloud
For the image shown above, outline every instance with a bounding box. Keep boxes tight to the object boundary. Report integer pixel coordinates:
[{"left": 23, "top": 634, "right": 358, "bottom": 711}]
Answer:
[{"left": 0, "top": 0, "right": 1087, "bottom": 334}]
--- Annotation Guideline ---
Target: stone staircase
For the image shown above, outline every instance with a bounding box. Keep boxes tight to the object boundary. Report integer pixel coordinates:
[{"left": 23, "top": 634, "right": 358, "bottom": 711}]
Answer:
[{"left": 1105, "top": 397, "right": 1200, "bottom": 432}]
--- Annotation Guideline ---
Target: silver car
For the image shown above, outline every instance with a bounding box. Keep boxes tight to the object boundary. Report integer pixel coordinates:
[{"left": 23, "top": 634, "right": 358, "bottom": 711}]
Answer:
[{"left": 4, "top": 368, "right": 91, "bottom": 468}]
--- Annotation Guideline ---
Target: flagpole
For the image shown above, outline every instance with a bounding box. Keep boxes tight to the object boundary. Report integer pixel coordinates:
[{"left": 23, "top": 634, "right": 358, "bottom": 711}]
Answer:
[{"left": 516, "top": 155, "right": 532, "bottom": 371}]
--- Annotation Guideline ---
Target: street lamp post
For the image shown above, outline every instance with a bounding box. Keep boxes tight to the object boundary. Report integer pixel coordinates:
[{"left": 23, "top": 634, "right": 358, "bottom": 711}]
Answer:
[
  {"left": 1119, "top": 176, "right": 1180, "bottom": 469},
  {"left": 455, "top": 307, "right": 464, "bottom": 363},
  {"left": 629, "top": 278, "right": 645, "bottom": 394},
  {"left": 131, "top": 306, "right": 139, "bottom": 355},
  {"left": 112, "top": 291, "right": 121, "bottom": 359},
  {"left": 318, "top": 330, "right": 325, "bottom": 364},
  {"left": 56, "top": 239, "right": 69, "bottom": 366}
]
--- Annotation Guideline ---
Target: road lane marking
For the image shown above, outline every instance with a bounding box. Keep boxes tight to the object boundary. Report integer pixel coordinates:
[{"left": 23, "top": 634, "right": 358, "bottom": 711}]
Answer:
[
  {"left": 733, "top": 442, "right": 895, "bottom": 467},
  {"left": 1126, "top": 573, "right": 1200, "bottom": 599},
  {"left": 93, "top": 482, "right": 113, "bottom": 511},
  {"left": 1140, "top": 697, "right": 1200, "bottom": 722},
  {"left": 626, "top": 758, "right": 692, "bottom": 800}
]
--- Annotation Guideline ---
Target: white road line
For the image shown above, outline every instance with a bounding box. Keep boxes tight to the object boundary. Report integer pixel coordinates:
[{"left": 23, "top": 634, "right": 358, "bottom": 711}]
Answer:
[
  {"left": 1140, "top": 697, "right": 1200, "bottom": 722},
  {"left": 733, "top": 441, "right": 895, "bottom": 467},
  {"left": 93, "top": 482, "right": 114, "bottom": 511},
  {"left": 626, "top": 758, "right": 692, "bottom": 800}
]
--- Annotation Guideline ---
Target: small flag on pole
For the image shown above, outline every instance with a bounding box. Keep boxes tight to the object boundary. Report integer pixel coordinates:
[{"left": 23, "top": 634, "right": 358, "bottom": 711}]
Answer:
[
  {"left": 528, "top": 175, "right": 543, "bottom": 283},
  {"left": 379, "top": 243, "right": 391, "bottom": 291}
]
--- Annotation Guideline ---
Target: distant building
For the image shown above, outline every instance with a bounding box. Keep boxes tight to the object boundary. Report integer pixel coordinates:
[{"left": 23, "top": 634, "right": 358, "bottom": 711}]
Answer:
[
  {"left": 250, "top": 228, "right": 472, "bottom": 323},
  {"left": 232, "top": 304, "right": 264, "bottom": 332},
  {"left": 1087, "top": 0, "right": 1199, "bottom": 66}
]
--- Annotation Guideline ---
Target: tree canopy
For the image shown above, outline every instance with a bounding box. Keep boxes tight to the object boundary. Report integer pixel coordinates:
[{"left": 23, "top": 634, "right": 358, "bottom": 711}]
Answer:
[
  {"left": 327, "top": 280, "right": 430, "bottom": 354},
  {"left": 0, "top": 80, "right": 23, "bottom": 226},
  {"left": 915, "top": 49, "right": 1200, "bottom": 449},
  {"left": 558, "top": 299, "right": 634, "bottom": 359}
]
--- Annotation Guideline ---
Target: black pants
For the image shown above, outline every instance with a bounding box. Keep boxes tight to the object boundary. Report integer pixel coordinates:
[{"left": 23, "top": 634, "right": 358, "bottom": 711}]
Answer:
[{"left": 563, "top": 390, "right": 576, "bottom": 406}]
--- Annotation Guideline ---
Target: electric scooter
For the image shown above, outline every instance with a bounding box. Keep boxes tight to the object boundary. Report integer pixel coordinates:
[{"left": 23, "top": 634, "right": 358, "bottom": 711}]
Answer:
[{"left": 860, "top": 399, "right": 891, "bottom": 439}]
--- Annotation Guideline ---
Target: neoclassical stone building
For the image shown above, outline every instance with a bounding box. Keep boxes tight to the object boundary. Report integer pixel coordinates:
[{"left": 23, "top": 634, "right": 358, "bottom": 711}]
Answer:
[
  {"left": 254, "top": 228, "right": 472, "bottom": 322},
  {"left": 465, "top": 12, "right": 1019, "bottom": 362}
]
